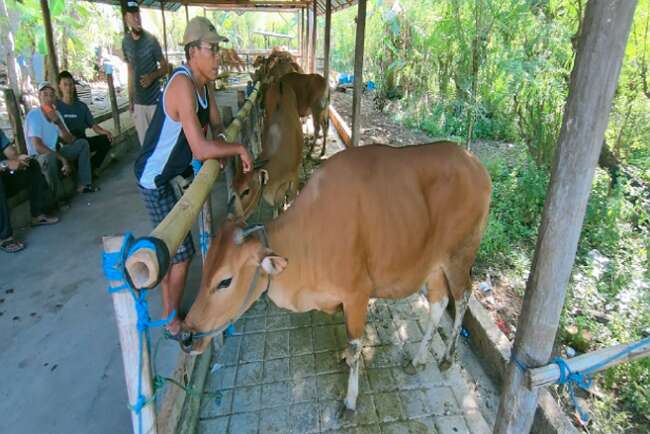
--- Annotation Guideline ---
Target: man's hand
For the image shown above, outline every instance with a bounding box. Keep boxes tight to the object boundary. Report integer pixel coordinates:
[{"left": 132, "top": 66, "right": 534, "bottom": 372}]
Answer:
[
  {"left": 17, "top": 155, "right": 31, "bottom": 168},
  {"left": 239, "top": 145, "right": 253, "bottom": 173},
  {"left": 140, "top": 72, "right": 155, "bottom": 89},
  {"left": 104, "top": 131, "right": 113, "bottom": 143},
  {"left": 61, "top": 158, "right": 72, "bottom": 176},
  {"left": 43, "top": 105, "right": 60, "bottom": 123}
]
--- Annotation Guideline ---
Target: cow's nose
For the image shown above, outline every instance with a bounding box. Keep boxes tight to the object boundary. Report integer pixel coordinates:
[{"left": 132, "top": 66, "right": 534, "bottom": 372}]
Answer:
[{"left": 179, "top": 330, "right": 193, "bottom": 353}]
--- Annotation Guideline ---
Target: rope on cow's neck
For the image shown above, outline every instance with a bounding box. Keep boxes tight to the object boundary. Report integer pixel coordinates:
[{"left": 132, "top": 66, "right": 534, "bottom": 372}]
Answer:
[{"left": 190, "top": 224, "right": 271, "bottom": 341}]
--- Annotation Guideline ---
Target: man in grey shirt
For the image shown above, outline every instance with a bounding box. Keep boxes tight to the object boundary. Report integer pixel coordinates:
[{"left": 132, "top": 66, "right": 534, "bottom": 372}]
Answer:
[{"left": 122, "top": 1, "right": 169, "bottom": 146}]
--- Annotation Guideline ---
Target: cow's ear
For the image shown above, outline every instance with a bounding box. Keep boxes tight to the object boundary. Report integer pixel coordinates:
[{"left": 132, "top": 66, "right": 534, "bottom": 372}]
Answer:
[{"left": 261, "top": 255, "right": 288, "bottom": 275}]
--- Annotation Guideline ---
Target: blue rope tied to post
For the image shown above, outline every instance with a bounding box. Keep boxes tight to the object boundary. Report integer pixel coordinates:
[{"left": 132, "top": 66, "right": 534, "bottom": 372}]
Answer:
[
  {"left": 102, "top": 232, "right": 175, "bottom": 434},
  {"left": 552, "top": 336, "right": 650, "bottom": 423}
]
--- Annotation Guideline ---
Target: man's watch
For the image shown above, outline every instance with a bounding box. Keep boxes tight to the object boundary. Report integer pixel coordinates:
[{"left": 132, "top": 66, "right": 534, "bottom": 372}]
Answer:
[{"left": 0, "top": 160, "right": 8, "bottom": 171}]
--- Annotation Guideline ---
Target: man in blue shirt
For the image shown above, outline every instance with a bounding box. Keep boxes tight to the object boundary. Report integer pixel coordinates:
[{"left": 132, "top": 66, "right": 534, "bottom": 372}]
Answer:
[
  {"left": 0, "top": 130, "right": 58, "bottom": 253},
  {"left": 24, "top": 81, "right": 99, "bottom": 203}
]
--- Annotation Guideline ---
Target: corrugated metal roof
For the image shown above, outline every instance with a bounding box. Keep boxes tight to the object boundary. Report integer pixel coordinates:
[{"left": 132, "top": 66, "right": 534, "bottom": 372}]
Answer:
[{"left": 87, "top": 0, "right": 357, "bottom": 14}]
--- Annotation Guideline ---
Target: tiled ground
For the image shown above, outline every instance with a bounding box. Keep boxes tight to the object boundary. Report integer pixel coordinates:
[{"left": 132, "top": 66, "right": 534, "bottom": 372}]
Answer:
[{"left": 197, "top": 294, "right": 494, "bottom": 434}]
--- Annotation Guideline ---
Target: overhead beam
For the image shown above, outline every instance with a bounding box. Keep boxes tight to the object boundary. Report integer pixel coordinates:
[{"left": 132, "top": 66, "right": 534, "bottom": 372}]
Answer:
[
  {"left": 350, "top": 0, "right": 367, "bottom": 147},
  {"left": 493, "top": 1, "right": 638, "bottom": 432}
]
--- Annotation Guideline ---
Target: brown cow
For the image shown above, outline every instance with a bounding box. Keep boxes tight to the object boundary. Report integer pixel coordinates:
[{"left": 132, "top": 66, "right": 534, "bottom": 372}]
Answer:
[
  {"left": 278, "top": 72, "right": 329, "bottom": 158},
  {"left": 220, "top": 48, "right": 245, "bottom": 72},
  {"left": 180, "top": 141, "right": 492, "bottom": 411},
  {"left": 257, "top": 81, "right": 304, "bottom": 210}
]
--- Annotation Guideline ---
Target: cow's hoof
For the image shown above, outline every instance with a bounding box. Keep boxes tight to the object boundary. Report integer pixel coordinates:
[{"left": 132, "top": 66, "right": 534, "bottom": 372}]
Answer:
[
  {"left": 342, "top": 399, "right": 357, "bottom": 414},
  {"left": 439, "top": 358, "right": 453, "bottom": 371},
  {"left": 402, "top": 361, "right": 420, "bottom": 375}
]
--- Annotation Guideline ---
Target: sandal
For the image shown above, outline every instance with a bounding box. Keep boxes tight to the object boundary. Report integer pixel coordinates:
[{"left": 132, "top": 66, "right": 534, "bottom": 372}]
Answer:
[
  {"left": 0, "top": 237, "right": 25, "bottom": 253},
  {"left": 80, "top": 184, "right": 100, "bottom": 193},
  {"left": 31, "top": 215, "right": 60, "bottom": 226}
]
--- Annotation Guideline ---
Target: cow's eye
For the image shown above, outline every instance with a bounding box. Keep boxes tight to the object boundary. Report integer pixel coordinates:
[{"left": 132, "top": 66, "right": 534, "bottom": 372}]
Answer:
[
  {"left": 217, "top": 277, "right": 232, "bottom": 289},
  {"left": 241, "top": 188, "right": 250, "bottom": 197}
]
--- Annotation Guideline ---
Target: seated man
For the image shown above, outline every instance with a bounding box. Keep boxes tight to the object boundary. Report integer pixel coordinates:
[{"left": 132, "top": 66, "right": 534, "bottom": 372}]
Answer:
[
  {"left": 25, "top": 81, "right": 99, "bottom": 202},
  {"left": 0, "top": 129, "right": 58, "bottom": 253},
  {"left": 56, "top": 70, "right": 112, "bottom": 171}
]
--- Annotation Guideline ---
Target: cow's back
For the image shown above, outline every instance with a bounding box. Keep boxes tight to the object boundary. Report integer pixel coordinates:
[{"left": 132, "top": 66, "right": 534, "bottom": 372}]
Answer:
[
  {"left": 280, "top": 73, "right": 327, "bottom": 117},
  {"left": 273, "top": 142, "right": 491, "bottom": 301}
]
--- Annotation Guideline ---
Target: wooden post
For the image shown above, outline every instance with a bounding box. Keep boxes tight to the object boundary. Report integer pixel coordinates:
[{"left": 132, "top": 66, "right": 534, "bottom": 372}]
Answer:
[
  {"left": 351, "top": 0, "right": 367, "bottom": 147},
  {"left": 161, "top": 1, "right": 169, "bottom": 63},
  {"left": 185, "top": 4, "right": 189, "bottom": 23},
  {"left": 102, "top": 235, "right": 158, "bottom": 434},
  {"left": 527, "top": 338, "right": 650, "bottom": 390},
  {"left": 301, "top": 8, "right": 307, "bottom": 70},
  {"left": 40, "top": 0, "right": 59, "bottom": 85},
  {"left": 493, "top": 2, "right": 637, "bottom": 433},
  {"left": 0, "top": 0, "right": 21, "bottom": 97},
  {"left": 125, "top": 84, "right": 260, "bottom": 289},
  {"left": 107, "top": 72, "right": 122, "bottom": 135},
  {"left": 2, "top": 89, "right": 27, "bottom": 155},
  {"left": 323, "top": 0, "right": 332, "bottom": 82},
  {"left": 297, "top": 9, "right": 303, "bottom": 62},
  {"left": 310, "top": 0, "right": 317, "bottom": 73},
  {"left": 120, "top": 0, "right": 128, "bottom": 33}
]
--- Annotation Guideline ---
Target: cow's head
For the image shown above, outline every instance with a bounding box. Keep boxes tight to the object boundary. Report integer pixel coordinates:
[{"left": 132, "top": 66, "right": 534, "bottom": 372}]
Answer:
[
  {"left": 230, "top": 167, "right": 269, "bottom": 220},
  {"left": 179, "top": 221, "right": 287, "bottom": 354}
]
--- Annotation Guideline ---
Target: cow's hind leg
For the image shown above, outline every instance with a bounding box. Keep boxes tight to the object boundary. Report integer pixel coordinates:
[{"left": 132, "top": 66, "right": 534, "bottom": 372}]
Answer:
[
  {"left": 342, "top": 297, "right": 369, "bottom": 412},
  {"left": 411, "top": 270, "right": 449, "bottom": 368},
  {"left": 439, "top": 268, "right": 472, "bottom": 371},
  {"left": 318, "top": 109, "right": 329, "bottom": 158}
]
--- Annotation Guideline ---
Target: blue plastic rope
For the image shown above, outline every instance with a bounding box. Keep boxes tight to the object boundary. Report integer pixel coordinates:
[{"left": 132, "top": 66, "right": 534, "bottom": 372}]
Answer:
[
  {"left": 191, "top": 159, "right": 202, "bottom": 174},
  {"left": 199, "top": 232, "right": 211, "bottom": 256},
  {"left": 102, "top": 233, "right": 174, "bottom": 434},
  {"left": 552, "top": 336, "right": 650, "bottom": 423}
]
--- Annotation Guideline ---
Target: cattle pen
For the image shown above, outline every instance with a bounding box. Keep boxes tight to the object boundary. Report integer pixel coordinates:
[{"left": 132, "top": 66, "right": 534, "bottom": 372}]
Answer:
[
  {"left": 1, "top": 1, "right": 647, "bottom": 434},
  {"left": 92, "top": 0, "right": 650, "bottom": 433}
]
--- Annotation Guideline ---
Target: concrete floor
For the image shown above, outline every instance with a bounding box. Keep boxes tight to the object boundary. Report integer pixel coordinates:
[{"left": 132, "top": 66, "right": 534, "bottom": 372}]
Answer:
[{"left": 0, "top": 123, "right": 500, "bottom": 434}]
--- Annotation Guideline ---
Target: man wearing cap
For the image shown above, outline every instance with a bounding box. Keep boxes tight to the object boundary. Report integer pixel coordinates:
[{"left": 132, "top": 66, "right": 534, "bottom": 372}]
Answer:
[
  {"left": 24, "top": 82, "right": 98, "bottom": 203},
  {"left": 134, "top": 17, "right": 252, "bottom": 335},
  {"left": 122, "top": 1, "right": 169, "bottom": 146}
]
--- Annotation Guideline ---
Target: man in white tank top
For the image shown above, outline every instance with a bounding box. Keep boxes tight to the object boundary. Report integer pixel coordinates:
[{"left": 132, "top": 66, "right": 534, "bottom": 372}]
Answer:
[{"left": 135, "top": 17, "right": 252, "bottom": 336}]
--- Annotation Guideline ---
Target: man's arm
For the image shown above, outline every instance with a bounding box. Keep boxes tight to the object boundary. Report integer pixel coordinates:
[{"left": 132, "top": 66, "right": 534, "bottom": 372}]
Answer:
[
  {"left": 169, "top": 76, "right": 251, "bottom": 169},
  {"left": 140, "top": 38, "right": 170, "bottom": 88},
  {"left": 52, "top": 113, "right": 75, "bottom": 145},
  {"left": 127, "top": 63, "right": 135, "bottom": 111},
  {"left": 207, "top": 84, "right": 226, "bottom": 139}
]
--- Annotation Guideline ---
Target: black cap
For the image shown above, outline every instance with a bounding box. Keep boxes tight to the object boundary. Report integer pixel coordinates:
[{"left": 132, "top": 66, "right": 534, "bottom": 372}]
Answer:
[{"left": 125, "top": 1, "right": 139, "bottom": 13}]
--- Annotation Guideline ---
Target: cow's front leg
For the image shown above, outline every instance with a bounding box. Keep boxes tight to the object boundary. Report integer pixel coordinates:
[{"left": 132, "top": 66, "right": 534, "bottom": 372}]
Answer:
[{"left": 343, "top": 339, "right": 362, "bottom": 411}]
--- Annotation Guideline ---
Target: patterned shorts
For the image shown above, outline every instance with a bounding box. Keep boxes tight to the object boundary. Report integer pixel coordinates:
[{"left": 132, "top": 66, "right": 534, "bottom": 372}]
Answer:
[{"left": 139, "top": 183, "right": 195, "bottom": 264}]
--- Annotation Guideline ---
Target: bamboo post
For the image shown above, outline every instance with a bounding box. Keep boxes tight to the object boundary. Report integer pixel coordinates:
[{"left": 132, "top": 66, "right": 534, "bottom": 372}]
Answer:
[
  {"left": 351, "top": 0, "right": 367, "bottom": 147},
  {"left": 125, "top": 83, "right": 260, "bottom": 289},
  {"left": 323, "top": 0, "right": 332, "bottom": 82},
  {"left": 184, "top": 4, "right": 189, "bottom": 23},
  {"left": 102, "top": 235, "right": 157, "bottom": 434},
  {"left": 310, "top": 0, "right": 317, "bottom": 73},
  {"left": 120, "top": 0, "right": 128, "bottom": 33},
  {"left": 40, "top": 0, "right": 59, "bottom": 86},
  {"left": 107, "top": 72, "right": 122, "bottom": 135},
  {"left": 297, "top": 10, "right": 302, "bottom": 60},
  {"left": 161, "top": 1, "right": 168, "bottom": 63},
  {"left": 329, "top": 106, "right": 351, "bottom": 148},
  {"left": 527, "top": 338, "right": 650, "bottom": 390},
  {"left": 2, "top": 88, "right": 26, "bottom": 154},
  {"left": 302, "top": 8, "right": 307, "bottom": 70},
  {"left": 493, "top": 2, "right": 637, "bottom": 432}
]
